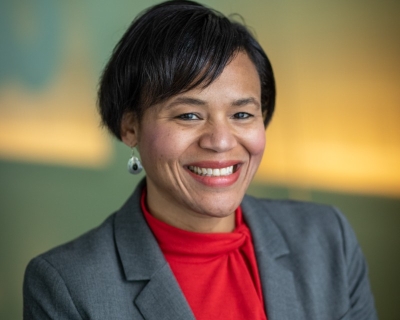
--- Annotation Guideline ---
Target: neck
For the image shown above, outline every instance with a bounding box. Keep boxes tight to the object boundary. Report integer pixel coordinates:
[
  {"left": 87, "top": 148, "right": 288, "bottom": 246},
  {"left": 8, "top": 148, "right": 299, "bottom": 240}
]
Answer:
[{"left": 145, "top": 188, "right": 236, "bottom": 233}]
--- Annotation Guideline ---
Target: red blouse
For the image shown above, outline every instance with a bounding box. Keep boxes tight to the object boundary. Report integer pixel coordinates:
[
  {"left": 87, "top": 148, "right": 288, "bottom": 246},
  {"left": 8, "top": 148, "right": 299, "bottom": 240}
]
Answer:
[{"left": 141, "top": 191, "right": 267, "bottom": 320}]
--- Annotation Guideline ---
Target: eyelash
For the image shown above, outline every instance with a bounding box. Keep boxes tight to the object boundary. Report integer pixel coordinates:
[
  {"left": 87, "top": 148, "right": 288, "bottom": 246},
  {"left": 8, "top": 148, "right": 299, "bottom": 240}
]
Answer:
[
  {"left": 233, "top": 112, "right": 253, "bottom": 119},
  {"left": 176, "top": 112, "right": 254, "bottom": 121},
  {"left": 177, "top": 113, "right": 201, "bottom": 120}
]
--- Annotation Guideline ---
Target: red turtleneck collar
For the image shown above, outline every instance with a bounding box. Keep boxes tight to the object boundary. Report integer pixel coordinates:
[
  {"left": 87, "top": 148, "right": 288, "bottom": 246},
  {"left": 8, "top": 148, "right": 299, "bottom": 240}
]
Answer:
[{"left": 141, "top": 188, "right": 267, "bottom": 320}]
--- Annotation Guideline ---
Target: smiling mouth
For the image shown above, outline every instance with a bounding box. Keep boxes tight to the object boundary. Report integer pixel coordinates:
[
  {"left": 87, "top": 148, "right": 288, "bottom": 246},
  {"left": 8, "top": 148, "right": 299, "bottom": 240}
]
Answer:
[{"left": 188, "top": 165, "right": 239, "bottom": 177}]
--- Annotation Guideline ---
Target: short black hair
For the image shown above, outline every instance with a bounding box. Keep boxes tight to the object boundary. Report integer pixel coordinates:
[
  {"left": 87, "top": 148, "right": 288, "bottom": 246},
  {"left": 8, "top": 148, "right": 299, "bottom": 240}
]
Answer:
[{"left": 98, "top": 0, "right": 275, "bottom": 140}]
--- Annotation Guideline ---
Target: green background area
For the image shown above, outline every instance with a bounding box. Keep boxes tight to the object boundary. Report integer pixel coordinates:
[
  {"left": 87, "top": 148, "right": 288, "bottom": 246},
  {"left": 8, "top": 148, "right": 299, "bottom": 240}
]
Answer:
[{"left": 1, "top": 145, "right": 400, "bottom": 319}]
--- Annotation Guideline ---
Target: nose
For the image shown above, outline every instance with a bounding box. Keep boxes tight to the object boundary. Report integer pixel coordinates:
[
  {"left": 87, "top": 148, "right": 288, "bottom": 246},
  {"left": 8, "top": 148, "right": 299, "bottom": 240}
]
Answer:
[{"left": 198, "top": 120, "right": 237, "bottom": 152}]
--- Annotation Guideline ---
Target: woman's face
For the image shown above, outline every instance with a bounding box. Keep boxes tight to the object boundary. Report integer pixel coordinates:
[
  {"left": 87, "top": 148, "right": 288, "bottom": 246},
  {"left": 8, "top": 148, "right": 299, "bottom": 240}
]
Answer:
[{"left": 128, "top": 52, "right": 266, "bottom": 232}]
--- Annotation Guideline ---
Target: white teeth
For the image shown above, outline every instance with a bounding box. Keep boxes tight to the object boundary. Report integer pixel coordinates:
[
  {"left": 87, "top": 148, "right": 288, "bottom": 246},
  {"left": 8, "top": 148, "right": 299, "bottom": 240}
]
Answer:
[{"left": 188, "top": 165, "right": 235, "bottom": 176}]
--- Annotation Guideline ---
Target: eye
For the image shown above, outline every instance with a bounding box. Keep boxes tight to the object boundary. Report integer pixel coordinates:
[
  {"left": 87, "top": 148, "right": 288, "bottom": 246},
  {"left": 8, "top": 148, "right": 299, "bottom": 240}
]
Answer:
[
  {"left": 177, "top": 113, "right": 201, "bottom": 120},
  {"left": 233, "top": 112, "right": 253, "bottom": 119}
]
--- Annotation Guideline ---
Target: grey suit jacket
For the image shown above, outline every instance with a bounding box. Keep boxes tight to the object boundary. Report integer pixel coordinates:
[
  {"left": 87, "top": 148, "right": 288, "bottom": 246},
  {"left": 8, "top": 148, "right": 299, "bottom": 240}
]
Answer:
[{"left": 23, "top": 181, "right": 377, "bottom": 319}]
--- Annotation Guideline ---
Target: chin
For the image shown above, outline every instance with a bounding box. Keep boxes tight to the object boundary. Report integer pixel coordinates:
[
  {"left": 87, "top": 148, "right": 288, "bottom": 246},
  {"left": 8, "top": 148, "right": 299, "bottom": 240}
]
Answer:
[{"left": 191, "top": 200, "right": 240, "bottom": 218}]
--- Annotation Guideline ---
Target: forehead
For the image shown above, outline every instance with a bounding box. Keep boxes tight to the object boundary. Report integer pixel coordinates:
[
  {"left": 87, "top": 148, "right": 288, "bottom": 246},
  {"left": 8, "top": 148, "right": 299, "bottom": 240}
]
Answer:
[
  {"left": 188, "top": 53, "right": 259, "bottom": 100},
  {"left": 155, "top": 52, "right": 261, "bottom": 110}
]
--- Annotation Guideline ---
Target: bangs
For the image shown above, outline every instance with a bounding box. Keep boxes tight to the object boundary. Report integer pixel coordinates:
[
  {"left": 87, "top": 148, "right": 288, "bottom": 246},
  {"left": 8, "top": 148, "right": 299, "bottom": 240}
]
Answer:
[{"left": 133, "top": 8, "right": 244, "bottom": 109}]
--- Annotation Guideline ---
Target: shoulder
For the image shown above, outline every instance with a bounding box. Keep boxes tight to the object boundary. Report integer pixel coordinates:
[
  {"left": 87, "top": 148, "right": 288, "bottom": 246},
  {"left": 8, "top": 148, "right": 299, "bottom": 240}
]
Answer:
[
  {"left": 24, "top": 180, "right": 147, "bottom": 301},
  {"left": 243, "top": 194, "right": 350, "bottom": 233},
  {"left": 23, "top": 209, "right": 145, "bottom": 319},
  {"left": 24, "top": 213, "right": 124, "bottom": 301},
  {"left": 242, "top": 195, "right": 377, "bottom": 319},
  {"left": 31, "top": 213, "right": 118, "bottom": 272},
  {"left": 23, "top": 213, "right": 121, "bottom": 319},
  {"left": 242, "top": 194, "right": 358, "bottom": 258}
]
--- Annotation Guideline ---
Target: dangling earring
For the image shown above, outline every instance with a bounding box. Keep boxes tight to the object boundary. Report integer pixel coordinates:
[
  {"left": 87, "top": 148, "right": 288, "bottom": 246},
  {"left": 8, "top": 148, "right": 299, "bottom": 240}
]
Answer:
[{"left": 127, "top": 148, "right": 143, "bottom": 174}]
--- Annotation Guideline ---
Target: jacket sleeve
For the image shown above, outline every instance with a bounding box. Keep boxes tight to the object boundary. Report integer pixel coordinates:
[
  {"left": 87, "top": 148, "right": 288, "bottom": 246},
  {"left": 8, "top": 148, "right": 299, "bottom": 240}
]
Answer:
[
  {"left": 333, "top": 207, "right": 378, "bottom": 320},
  {"left": 23, "top": 256, "right": 83, "bottom": 320}
]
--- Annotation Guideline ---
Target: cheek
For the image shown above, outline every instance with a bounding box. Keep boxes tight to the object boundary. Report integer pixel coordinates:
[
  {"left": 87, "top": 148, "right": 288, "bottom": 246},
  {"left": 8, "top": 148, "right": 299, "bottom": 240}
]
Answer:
[
  {"left": 246, "top": 127, "right": 266, "bottom": 158},
  {"left": 138, "top": 125, "right": 190, "bottom": 166}
]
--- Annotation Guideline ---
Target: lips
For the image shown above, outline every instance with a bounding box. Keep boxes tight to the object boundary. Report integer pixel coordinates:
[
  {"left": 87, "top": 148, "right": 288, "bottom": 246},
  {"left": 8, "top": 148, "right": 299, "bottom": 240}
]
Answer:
[
  {"left": 188, "top": 165, "right": 237, "bottom": 176},
  {"left": 185, "top": 161, "right": 242, "bottom": 187}
]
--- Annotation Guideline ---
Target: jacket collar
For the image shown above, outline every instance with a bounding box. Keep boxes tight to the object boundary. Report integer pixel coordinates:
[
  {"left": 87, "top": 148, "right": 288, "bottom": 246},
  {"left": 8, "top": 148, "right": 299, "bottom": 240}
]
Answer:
[
  {"left": 114, "top": 179, "right": 195, "bottom": 319},
  {"left": 242, "top": 195, "right": 305, "bottom": 320},
  {"left": 114, "top": 181, "right": 303, "bottom": 320},
  {"left": 114, "top": 179, "right": 164, "bottom": 281}
]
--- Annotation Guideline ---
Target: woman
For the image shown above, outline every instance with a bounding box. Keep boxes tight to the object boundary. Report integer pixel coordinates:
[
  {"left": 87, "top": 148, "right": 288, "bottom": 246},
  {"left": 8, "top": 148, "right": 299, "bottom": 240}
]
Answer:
[{"left": 23, "top": 1, "right": 377, "bottom": 319}]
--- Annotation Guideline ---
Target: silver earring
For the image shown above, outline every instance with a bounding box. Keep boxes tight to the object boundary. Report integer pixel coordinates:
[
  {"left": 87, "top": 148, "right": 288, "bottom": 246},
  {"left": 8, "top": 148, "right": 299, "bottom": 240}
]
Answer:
[{"left": 127, "top": 149, "right": 143, "bottom": 174}]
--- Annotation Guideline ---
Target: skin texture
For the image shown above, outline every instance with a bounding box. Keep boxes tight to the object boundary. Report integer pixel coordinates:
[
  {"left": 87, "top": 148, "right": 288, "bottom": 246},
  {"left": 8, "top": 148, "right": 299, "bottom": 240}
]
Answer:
[{"left": 121, "top": 52, "right": 266, "bottom": 233}]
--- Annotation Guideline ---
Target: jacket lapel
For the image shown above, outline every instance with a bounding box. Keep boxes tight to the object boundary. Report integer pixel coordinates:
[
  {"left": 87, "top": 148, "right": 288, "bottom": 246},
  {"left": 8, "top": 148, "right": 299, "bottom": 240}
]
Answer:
[
  {"left": 242, "top": 195, "right": 306, "bottom": 320},
  {"left": 114, "top": 182, "right": 304, "bottom": 320},
  {"left": 114, "top": 180, "right": 195, "bottom": 320},
  {"left": 135, "top": 264, "right": 196, "bottom": 320}
]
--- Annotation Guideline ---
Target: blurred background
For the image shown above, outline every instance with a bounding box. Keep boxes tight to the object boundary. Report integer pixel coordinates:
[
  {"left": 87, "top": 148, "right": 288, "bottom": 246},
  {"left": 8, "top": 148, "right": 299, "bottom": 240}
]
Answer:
[{"left": 0, "top": 0, "right": 399, "bottom": 318}]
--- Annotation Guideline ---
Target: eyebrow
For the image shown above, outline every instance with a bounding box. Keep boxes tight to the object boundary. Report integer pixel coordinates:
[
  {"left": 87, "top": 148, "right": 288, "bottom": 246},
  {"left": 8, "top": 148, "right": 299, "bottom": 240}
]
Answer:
[
  {"left": 165, "top": 96, "right": 260, "bottom": 109},
  {"left": 231, "top": 97, "right": 260, "bottom": 108},
  {"left": 168, "top": 97, "right": 206, "bottom": 108}
]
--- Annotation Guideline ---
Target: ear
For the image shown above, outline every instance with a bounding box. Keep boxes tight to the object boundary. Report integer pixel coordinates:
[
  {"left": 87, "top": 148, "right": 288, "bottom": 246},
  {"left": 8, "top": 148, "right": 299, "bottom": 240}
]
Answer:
[{"left": 120, "top": 112, "right": 139, "bottom": 148}]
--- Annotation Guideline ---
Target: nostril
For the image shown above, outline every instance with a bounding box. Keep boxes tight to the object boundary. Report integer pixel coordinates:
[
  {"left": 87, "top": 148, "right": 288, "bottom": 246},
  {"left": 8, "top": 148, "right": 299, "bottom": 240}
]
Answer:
[{"left": 199, "top": 128, "right": 237, "bottom": 152}]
